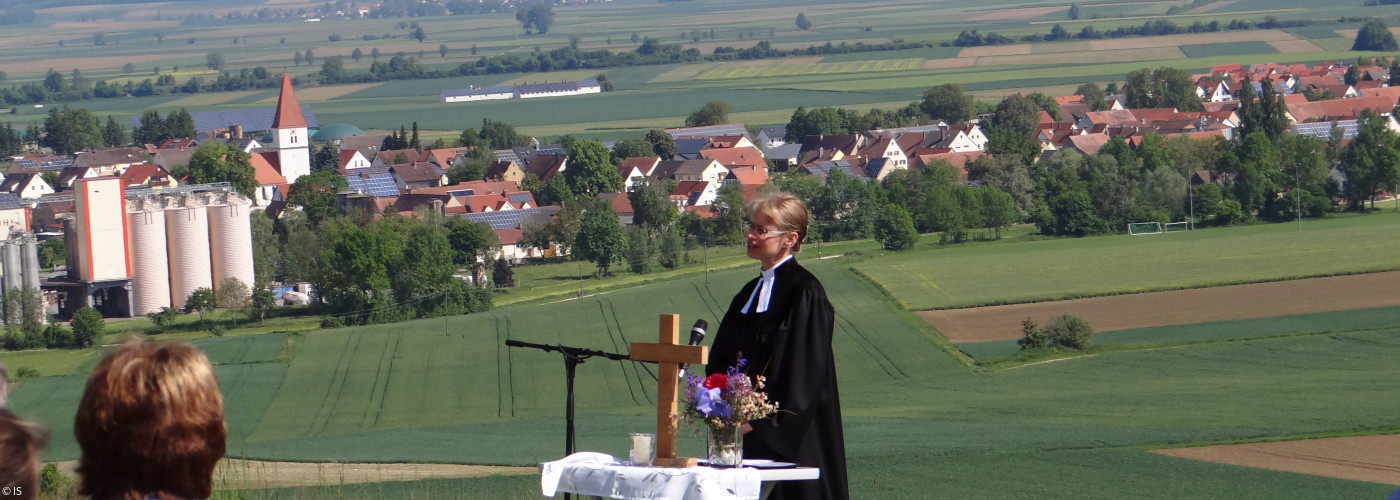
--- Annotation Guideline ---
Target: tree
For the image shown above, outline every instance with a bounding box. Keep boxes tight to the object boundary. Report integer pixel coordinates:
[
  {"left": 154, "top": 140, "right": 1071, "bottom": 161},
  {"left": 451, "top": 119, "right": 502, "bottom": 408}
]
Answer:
[
  {"left": 206, "top": 52, "right": 225, "bottom": 71},
  {"left": 102, "top": 115, "right": 125, "bottom": 147},
  {"left": 123, "top": 63, "right": 135, "bottom": 75},
  {"left": 286, "top": 171, "right": 349, "bottom": 226},
  {"left": 564, "top": 139, "right": 623, "bottom": 197},
  {"left": 1352, "top": 19, "right": 1398, "bottom": 52},
  {"left": 1017, "top": 318, "right": 1047, "bottom": 350},
  {"left": 990, "top": 94, "right": 1041, "bottom": 137},
  {"left": 69, "top": 306, "right": 103, "bottom": 348},
  {"left": 147, "top": 307, "right": 179, "bottom": 330},
  {"left": 645, "top": 129, "right": 678, "bottom": 160},
  {"left": 294, "top": 51, "right": 304, "bottom": 66},
  {"left": 685, "top": 100, "right": 732, "bottom": 127},
  {"left": 575, "top": 198, "right": 628, "bottom": 275},
  {"left": 186, "top": 142, "right": 258, "bottom": 198},
  {"left": 920, "top": 83, "right": 975, "bottom": 124},
  {"left": 628, "top": 178, "right": 679, "bottom": 235},
  {"left": 1123, "top": 66, "right": 1203, "bottom": 111},
  {"left": 250, "top": 287, "right": 275, "bottom": 325},
  {"left": 439, "top": 43, "right": 448, "bottom": 57},
  {"left": 1341, "top": 110, "right": 1400, "bottom": 209},
  {"left": 184, "top": 288, "right": 217, "bottom": 328},
  {"left": 40, "top": 106, "right": 102, "bottom": 155},
  {"left": 320, "top": 56, "right": 347, "bottom": 83},
  {"left": 1231, "top": 131, "right": 1281, "bottom": 215},
  {"left": 795, "top": 13, "right": 812, "bottom": 30},
  {"left": 1045, "top": 313, "right": 1094, "bottom": 349},
  {"left": 444, "top": 217, "right": 499, "bottom": 266},
  {"left": 492, "top": 256, "right": 515, "bottom": 289},
  {"left": 352, "top": 47, "right": 364, "bottom": 62},
  {"left": 414, "top": 26, "right": 427, "bottom": 42},
  {"left": 516, "top": 3, "right": 555, "bottom": 34},
  {"left": 873, "top": 204, "right": 918, "bottom": 250},
  {"left": 1075, "top": 82, "right": 1107, "bottom": 112},
  {"left": 371, "top": 47, "right": 381, "bottom": 60},
  {"left": 480, "top": 119, "right": 527, "bottom": 149},
  {"left": 981, "top": 187, "right": 1017, "bottom": 238},
  {"left": 215, "top": 276, "right": 249, "bottom": 313},
  {"left": 37, "top": 237, "right": 64, "bottom": 269},
  {"left": 1067, "top": 3, "right": 1081, "bottom": 20},
  {"left": 610, "top": 137, "right": 654, "bottom": 164}
]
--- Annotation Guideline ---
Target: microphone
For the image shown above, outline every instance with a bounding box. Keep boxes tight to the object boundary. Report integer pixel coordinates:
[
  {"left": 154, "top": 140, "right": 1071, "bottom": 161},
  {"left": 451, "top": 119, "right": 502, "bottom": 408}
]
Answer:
[{"left": 678, "top": 319, "right": 708, "bottom": 375}]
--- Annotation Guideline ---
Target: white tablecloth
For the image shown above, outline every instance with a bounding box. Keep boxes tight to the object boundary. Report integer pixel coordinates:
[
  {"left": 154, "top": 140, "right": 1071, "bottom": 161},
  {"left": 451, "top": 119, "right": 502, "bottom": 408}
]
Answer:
[{"left": 540, "top": 452, "right": 764, "bottom": 500}]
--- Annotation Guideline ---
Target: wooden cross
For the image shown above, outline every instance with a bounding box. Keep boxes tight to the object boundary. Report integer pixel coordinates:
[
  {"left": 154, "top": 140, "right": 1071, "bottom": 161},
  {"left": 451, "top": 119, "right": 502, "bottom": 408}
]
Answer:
[{"left": 629, "top": 313, "right": 708, "bottom": 467}]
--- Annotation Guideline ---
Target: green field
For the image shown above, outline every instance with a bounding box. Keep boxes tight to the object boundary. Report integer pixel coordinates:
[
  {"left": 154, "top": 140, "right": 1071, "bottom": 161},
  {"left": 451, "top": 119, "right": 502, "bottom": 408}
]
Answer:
[
  {"left": 694, "top": 58, "right": 923, "bottom": 80},
  {"left": 957, "top": 305, "right": 1400, "bottom": 360},
  {"left": 7, "top": 242, "right": 1400, "bottom": 497},
  {"left": 1180, "top": 41, "right": 1279, "bottom": 58},
  {"left": 854, "top": 211, "right": 1400, "bottom": 310}
]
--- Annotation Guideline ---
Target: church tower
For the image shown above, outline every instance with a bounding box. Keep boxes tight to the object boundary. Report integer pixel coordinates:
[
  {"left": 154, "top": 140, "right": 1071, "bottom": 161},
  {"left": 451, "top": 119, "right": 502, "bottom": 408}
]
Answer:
[{"left": 270, "top": 73, "right": 310, "bottom": 184}]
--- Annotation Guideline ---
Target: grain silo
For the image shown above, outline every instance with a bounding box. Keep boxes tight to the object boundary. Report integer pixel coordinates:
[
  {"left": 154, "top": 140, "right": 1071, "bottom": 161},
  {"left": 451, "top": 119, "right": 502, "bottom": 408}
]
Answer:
[
  {"left": 165, "top": 195, "right": 213, "bottom": 310},
  {"left": 207, "top": 193, "right": 255, "bottom": 294},
  {"left": 127, "top": 198, "right": 170, "bottom": 316},
  {"left": 21, "top": 237, "right": 39, "bottom": 290},
  {"left": 1, "top": 243, "right": 19, "bottom": 291}
]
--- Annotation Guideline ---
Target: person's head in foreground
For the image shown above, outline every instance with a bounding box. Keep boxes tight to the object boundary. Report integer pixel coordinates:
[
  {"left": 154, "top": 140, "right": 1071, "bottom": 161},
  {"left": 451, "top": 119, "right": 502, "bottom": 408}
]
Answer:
[
  {"left": 745, "top": 192, "right": 809, "bottom": 269},
  {"left": 0, "top": 407, "right": 47, "bottom": 499},
  {"left": 75, "top": 337, "right": 225, "bottom": 500}
]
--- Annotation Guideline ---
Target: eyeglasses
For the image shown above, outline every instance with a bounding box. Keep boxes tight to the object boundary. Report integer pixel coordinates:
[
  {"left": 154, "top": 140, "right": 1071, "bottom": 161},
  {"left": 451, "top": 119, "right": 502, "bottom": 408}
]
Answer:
[{"left": 744, "top": 219, "right": 788, "bottom": 237}]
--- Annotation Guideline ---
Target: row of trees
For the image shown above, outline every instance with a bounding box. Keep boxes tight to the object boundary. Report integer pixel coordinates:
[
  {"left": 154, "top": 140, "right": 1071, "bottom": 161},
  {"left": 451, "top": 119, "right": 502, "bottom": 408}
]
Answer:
[
  {"left": 950, "top": 16, "right": 1312, "bottom": 47},
  {"left": 0, "top": 287, "right": 102, "bottom": 352}
]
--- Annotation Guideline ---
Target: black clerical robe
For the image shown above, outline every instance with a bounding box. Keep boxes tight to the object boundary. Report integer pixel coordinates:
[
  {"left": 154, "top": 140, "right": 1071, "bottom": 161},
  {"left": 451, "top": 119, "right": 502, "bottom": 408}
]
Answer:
[{"left": 706, "top": 258, "right": 849, "bottom": 500}]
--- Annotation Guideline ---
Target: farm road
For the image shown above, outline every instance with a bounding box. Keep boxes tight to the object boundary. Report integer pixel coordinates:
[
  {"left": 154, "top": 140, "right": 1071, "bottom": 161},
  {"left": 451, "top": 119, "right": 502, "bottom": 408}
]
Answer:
[{"left": 921, "top": 271, "right": 1400, "bottom": 342}]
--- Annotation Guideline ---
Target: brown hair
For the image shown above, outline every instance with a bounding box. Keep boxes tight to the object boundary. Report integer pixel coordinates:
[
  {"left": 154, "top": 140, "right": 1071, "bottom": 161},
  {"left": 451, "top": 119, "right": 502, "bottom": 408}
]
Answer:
[
  {"left": 746, "top": 192, "right": 810, "bottom": 253},
  {"left": 0, "top": 408, "right": 46, "bottom": 500},
  {"left": 75, "top": 337, "right": 225, "bottom": 500}
]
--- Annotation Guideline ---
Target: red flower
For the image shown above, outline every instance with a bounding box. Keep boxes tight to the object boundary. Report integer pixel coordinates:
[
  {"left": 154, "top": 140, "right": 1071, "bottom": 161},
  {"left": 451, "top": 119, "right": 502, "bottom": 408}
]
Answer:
[{"left": 703, "top": 373, "right": 728, "bottom": 390}]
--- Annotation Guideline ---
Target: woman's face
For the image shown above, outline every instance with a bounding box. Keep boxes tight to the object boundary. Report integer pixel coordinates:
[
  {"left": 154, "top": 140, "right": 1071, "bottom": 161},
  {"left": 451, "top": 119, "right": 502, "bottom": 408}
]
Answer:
[{"left": 746, "top": 212, "right": 795, "bottom": 268}]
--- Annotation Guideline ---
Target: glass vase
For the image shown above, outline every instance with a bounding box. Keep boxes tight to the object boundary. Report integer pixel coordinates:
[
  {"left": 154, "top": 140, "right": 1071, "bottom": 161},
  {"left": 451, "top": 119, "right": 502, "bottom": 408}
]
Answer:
[{"left": 706, "top": 424, "right": 743, "bottom": 468}]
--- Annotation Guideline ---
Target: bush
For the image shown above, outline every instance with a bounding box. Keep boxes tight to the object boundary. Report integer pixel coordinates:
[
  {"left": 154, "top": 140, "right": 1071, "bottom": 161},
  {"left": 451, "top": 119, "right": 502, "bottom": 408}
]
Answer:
[
  {"left": 1016, "top": 318, "right": 1047, "bottom": 350},
  {"left": 320, "top": 316, "right": 346, "bottom": 329},
  {"left": 1044, "top": 313, "right": 1094, "bottom": 349},
  {"left": 14, "top": 367, "right": 38, "bottom": 379},
  {"left": 147, "top": 307, "right": 180, "bottom": 330},
  {"left": 71, "top": 306, "right": 104, "bottom": 348},
  {"left": 1215, "top": 199, "right": 1247, "bottom": 226},
  {"left": 42, "top": 323, "right": 73, "bottom": 349}
]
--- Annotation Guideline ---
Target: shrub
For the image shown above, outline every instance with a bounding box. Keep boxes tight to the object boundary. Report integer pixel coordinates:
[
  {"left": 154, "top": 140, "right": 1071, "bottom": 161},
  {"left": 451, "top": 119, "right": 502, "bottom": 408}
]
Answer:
[
  {"left": 71, "top": 307, "right": 104, "bottom": 348},
  {"left": 320, "top": 316, "right": 346, "bottom": 329},
  {"left": 1044, "top": 313, "right": 1094, "bottom": 349},
  {"left": 1215, "top": 199, "right": 1247, "bottom": 226},
  {"left": 42, "top": 323, "right": 73, "bottom": 349},
  {"left": 147, "top": 307, "right": 180, "bottom": 330},
  {"left": 1016, "top": 318, "right": 1047, "bottom": 350},
  {"left": 14, "top": 367, "right": 38, "bottom": 379}
]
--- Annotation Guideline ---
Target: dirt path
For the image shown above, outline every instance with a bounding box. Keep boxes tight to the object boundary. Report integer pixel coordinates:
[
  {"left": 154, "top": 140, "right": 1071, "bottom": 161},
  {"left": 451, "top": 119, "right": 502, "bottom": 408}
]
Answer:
[
  {"left": 52, "top": 459, "right": 535, "bottom": 489},
  {"left": 921, "top": 271, "right": 1400, "bottom": 343},
  {"left": 1155, "top": 435, "right": 1400, "bottom": 485}
]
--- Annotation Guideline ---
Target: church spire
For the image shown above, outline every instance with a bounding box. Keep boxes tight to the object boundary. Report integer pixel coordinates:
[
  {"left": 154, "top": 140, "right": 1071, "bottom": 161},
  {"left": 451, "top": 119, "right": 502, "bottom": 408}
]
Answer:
[{"left": 271, "top": 72, "right": 307, "bottom": 129}]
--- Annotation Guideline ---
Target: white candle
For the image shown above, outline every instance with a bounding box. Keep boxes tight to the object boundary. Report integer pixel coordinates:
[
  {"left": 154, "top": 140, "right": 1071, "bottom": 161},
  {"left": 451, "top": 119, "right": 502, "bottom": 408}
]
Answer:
[{"left": 630, "top": 433, "right": 655, "bottom": 465}]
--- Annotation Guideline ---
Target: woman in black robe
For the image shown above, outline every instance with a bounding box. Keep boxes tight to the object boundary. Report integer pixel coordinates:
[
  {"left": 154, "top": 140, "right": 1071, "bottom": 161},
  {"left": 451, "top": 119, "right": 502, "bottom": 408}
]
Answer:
[{"left": 705, "top": 192, "right": 849, "bottom": 500}]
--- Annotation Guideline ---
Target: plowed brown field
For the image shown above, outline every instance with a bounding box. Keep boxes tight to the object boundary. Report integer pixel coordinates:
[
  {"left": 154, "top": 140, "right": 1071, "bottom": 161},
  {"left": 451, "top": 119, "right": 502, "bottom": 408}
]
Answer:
[
  {"left": 1155, "top": 435, "right": 1400, "bottom": 485},
  {"left": 921, "top": 271, "right": 1400, "bottom": 343}
]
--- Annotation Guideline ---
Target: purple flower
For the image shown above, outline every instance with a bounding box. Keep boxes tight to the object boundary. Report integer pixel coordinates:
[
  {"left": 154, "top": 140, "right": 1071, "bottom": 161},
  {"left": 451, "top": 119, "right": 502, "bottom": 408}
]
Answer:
[{"left": 695, "top": 387, "right": 723, "bottom": 417}]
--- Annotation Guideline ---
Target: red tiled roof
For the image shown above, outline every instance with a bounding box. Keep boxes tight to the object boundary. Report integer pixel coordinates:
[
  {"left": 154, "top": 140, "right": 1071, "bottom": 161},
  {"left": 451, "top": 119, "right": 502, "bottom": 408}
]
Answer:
[
  {"left": 620, "top": 156, "right": 660, "bottom": 176},
  {"left": 117, "top": 163, "right": 168, "bottom": 187},
  {"left": 250, "top": 153, "right": 288, "bottom": 185},
  {"left": 271, "top": 73, "right": 307, "bottom": 129},
  {"left": 699, "top": 147, "right": 765, "bottom": 168}
]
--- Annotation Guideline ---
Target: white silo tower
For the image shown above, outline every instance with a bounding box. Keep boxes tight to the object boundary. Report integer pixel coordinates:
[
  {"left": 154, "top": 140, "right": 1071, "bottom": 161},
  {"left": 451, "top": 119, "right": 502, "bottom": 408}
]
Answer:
[
  {"left": 207, "top": 193, "right": 255, "bottom": 294},
  {"left": 21, "top": 237, "right": 38, "bottom": 290},
  {"left": 165, "top": 195, "right": 213, "bottom": 310},
  {"left": 1, "top": 242, "right": 19, "bottom": 291},
  {"left": 127, "top": 198, "right": 171, "bottom": 316}
]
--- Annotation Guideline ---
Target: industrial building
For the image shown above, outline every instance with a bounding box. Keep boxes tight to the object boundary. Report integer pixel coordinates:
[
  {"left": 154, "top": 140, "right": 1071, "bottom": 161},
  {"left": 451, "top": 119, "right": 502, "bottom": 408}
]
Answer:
[{"left": 41, "top": 178, "right": 255, "bottom": 318}]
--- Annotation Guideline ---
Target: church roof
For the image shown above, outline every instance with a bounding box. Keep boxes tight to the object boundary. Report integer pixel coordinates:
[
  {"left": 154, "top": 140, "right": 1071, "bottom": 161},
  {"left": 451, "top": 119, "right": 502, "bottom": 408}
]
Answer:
[{"left": 272, "top": 73, "right": 308, "bottom": 129}]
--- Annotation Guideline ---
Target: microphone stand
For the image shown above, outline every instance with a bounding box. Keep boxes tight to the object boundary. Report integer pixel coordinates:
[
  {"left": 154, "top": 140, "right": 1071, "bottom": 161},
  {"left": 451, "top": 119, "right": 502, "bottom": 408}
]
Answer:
[{"left": 504, "top": 340, "right": 629, "bottom": 458}]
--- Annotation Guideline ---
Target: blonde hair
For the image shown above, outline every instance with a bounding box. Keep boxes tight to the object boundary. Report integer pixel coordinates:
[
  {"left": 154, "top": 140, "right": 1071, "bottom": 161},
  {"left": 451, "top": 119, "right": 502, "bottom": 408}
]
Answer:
[
  {"left": 746, "top": 192, "right": 809, "bottom": 253},
  {"left": 75, "top": 337, "right": 225, "bottom": 500}
]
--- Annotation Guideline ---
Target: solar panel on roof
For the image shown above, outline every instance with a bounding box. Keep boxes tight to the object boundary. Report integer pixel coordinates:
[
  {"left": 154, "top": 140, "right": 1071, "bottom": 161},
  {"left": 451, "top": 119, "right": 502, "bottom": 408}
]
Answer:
[
  {"left": 462, "top": 207, "right": 549, "bottom": 230},
  {"left": 363, "top": 173, "right": 399, "bottom": 197},
  {"left": 507, "top": 193, "right": 532, "bottom": 204},
  {"left": 446, "top": 189, "right": 474, "bottom": 197},
  {"left": 0, "top": 193, "right": 22, "bottom": 210}
]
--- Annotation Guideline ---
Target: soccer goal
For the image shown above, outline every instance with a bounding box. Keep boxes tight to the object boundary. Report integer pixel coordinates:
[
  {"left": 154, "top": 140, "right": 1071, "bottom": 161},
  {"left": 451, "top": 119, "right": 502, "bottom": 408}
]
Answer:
[
  {"left": 1127, "top": 222, "right": 1162, "bottom": 235},
  {"left": 1163, "top": 222, "right": 1189, "bottom": 233}
]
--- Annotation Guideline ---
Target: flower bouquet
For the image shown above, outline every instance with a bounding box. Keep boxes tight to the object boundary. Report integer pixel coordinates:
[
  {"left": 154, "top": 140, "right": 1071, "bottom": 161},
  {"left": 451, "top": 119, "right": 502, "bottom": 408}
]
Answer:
[{"left": 677, "top": 358, "right": 779, "bottom": 468}]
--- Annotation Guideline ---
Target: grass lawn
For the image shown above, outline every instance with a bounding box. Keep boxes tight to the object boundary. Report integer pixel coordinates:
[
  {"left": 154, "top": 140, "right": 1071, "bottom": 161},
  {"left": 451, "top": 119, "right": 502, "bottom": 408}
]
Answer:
[{"left": 854, "top": 211, "right": 1400, "bottom": 310}]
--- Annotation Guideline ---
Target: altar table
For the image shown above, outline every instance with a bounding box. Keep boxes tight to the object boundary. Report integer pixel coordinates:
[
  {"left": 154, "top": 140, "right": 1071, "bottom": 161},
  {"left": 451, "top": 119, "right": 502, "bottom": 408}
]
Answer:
[{"left": 540, "top": 452, "right": 820, "bottom": 500}]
